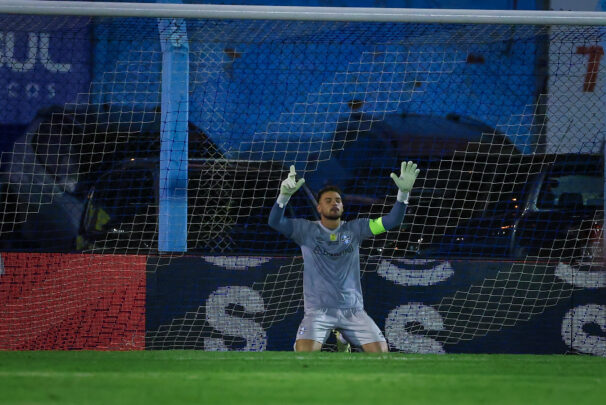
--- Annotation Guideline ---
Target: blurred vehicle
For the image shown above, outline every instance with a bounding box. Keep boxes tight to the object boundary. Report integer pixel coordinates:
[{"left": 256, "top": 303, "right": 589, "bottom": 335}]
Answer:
[
  {"left": 77, "top": 157, "right": 317, "bottom": 254},
  {"left": 0, "top": 104, "right": 317, "bottom": 254},
  {"left": 0, "top": 106, "right": 89, "bottom": 251},
  {"left": 427, "top": 154, "right": 604, "bottom": 262},
  {"left": 305, "top": 111, "right": 521, "bottom": 257}
]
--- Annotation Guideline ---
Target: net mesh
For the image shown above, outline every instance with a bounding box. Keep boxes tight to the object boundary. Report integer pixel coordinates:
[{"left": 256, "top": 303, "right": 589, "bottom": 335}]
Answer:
[{"left": 0, "top": 10, "right": 604, "bottom": 354}]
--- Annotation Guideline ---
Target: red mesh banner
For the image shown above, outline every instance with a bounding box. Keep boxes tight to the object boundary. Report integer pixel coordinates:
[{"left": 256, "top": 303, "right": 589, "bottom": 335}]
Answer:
[{"left": 0, "top": 253, "right": 146, "bottom": 350}]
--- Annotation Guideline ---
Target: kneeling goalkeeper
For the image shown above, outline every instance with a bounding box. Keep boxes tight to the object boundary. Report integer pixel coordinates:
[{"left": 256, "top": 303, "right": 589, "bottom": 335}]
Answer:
[{"left": 268, "top": 161, "right": 419, "bottom": 352}]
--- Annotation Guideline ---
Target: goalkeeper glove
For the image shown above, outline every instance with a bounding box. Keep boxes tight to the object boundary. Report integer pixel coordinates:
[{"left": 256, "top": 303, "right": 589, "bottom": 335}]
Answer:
[
  {"left": 390, "top": 161, "right": 420, "bottom": 203},
  {"left": 277, "top": 165, "right": 305, "bottom": 207}
]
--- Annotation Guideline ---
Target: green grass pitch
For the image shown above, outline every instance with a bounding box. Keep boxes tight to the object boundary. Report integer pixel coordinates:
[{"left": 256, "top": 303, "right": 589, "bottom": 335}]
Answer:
[{"left": 0, "top": 351, "right": 604, "bottom": 405}]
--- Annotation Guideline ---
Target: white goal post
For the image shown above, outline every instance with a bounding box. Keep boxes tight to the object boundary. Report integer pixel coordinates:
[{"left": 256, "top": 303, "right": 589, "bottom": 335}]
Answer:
[{"left": 0, "top": 0, "right": 606, "bottom": 24}]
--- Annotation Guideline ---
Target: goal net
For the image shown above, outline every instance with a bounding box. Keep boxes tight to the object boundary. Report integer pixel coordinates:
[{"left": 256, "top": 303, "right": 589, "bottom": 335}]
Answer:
[{"left": 0, "top": 2, "right": 604, "bottom": 354}]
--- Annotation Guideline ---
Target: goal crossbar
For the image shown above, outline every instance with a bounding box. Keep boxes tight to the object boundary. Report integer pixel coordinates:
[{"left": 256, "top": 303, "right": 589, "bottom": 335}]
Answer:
[{"left": 1, "top": 0, "right": 606, "bottom": 25}]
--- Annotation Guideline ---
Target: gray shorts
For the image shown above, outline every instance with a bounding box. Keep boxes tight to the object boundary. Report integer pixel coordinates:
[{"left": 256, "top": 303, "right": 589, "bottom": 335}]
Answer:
[{"left": 295, "top": 308, "right": 386, "bottom": 347}]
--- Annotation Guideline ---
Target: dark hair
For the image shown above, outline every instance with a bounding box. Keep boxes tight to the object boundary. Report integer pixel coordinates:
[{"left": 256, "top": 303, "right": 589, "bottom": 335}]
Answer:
[{"left": 316, "top": 185, "right": 343, "bottom": 203}]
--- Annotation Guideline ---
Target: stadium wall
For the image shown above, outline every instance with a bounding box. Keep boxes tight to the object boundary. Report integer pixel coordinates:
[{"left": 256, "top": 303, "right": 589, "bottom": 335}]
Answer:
[
  {"left": 1, "top": 0, "right": 543, "bottom": 157},
  {"left": 1, "top": 252, "right": 604, "bottom": 354},
  {"left": 89, "top": 16, "right": 541, "bottom": 157}
]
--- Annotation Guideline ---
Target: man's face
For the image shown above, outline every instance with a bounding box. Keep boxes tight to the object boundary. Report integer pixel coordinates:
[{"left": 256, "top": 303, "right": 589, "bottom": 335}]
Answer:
[{"left": 317, "top": 191, "right": 344, "bottom": 221}]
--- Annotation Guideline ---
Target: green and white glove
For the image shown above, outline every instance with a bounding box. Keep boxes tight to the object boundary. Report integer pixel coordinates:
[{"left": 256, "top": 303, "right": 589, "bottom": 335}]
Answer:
[
  {"left": 277, "top": 165, "right": 305, "bottom": 207},
  {"left": 390, "top": 161, "right": 420, "bottom": 203}
]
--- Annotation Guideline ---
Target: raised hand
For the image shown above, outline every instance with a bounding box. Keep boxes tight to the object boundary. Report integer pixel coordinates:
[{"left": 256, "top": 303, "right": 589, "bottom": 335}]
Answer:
[
  {"left": 390, "top": 161, "right": 420, "bottom": 193},
  {"left": 280, "top": 165, "right": 305, "bottom": 197}
]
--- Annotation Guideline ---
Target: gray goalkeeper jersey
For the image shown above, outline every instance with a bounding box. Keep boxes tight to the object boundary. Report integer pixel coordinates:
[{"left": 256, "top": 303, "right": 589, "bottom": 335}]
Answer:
[{"left": 289, "top": 218, "right": 373, "bottom": 312}]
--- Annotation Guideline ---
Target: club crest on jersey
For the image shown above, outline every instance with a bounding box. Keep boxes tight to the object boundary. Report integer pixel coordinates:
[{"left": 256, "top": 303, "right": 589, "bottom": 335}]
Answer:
[{"left": 341, "top": 234, "right": 352, "bottom": 245}]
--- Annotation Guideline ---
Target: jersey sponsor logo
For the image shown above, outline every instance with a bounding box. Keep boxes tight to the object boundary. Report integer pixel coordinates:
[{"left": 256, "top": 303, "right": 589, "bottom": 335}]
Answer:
[{"left": 313, "top": 244, "right": 354, "bottom": 257}]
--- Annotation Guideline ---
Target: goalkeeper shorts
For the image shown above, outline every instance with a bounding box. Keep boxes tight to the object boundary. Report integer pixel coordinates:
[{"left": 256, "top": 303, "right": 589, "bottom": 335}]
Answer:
[{"left": 295, "top": 307, "right": 386, "bottom": 347}]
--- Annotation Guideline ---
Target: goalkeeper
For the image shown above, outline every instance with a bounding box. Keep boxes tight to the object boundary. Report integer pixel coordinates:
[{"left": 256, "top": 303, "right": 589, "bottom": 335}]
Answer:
[{"left": 268, "top": 161, "right": 420, "bottom": 352}]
